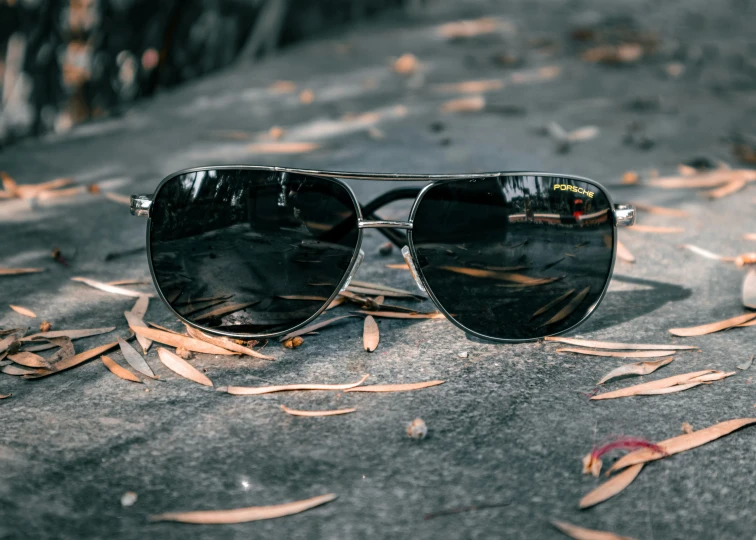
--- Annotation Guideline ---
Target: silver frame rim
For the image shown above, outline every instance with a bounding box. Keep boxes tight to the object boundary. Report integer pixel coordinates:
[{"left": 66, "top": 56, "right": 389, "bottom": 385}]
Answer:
[
  {"left": 406, "top": 172, "right": 618, "bottom": 344},
  {"left": 146, "top": 166, "right": 365, "bottom": 341}
]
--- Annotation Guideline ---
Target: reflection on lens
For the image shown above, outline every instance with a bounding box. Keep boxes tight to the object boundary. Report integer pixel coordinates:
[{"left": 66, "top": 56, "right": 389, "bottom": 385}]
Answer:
[
  {"left": 411, "top": 175, "right": 614, "bottom": 340},
  {"left": 149, "top": 169, "right": 359, "bottom": 335}
]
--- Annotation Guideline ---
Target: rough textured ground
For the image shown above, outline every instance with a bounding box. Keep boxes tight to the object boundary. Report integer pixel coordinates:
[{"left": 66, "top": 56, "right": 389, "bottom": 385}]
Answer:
[{"left": 1, "top": 1, "right": 756, "bottom": 538}]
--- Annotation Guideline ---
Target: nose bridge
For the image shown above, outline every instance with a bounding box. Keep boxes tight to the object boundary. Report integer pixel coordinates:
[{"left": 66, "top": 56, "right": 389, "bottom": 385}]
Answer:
[{"left": 357, "top": 219, "right": 413, "bottom": 230}]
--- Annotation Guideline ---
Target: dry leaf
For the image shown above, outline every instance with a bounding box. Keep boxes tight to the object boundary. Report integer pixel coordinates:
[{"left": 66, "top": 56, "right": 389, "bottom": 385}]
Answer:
[
  {"left": 552, "top": 519, "right": 638, "bottom": 539},
  {"left": 615, "top": 241, "right": 635, "bottom": 263},
  {"left": 736, "top": 253, "right": 756, "bottom": 267},
  {"left": 441, "top": 95, "right": 485, "bottom": 113},
  {"left": 278, "top": 315, "right": 356, "bottom": 342},
  {"left": 578, "top": 464, "right": 644, "bottom": 509},
  {"left": 681, "top": 244, "right": 734, "bottom": 262},
  {"left": 363, "top": 316, "right": 379, "bottom": 352},
  {"left": 649, "top": 168, "right": 756, "bottom": 189},
  {"left": 280, "top": 405, "right": 356, "bottom": 417},
  {"left": 277, "top": 295, "right": 329, "bottom": 302},
  {"left": 185, "top": 325, "right": 274, "bottom": 360},
  {"left": 540, "top": 287, "right": 590, "bottom": 327},
  {"left": 631, "top": 203, "right": 689, "bottom": 217},
  {"left": 621, "top": 171, "right": 639, "bottom": 184},
  {"left": 43, "top": 336, "right": 75, "bottom": 362},
  {"left": 8, "top": 352, "right": 52, "bottom": 369},
  {"left": 149, "top": 493, "right": 337, "bottom": 524},
  {"left": 2, "top": 364, "right": 36, "bottom": 376},
  {"left": 627, "top": 224, "right": 685, "bottom": 234},
  {"left": 118, "top": 338, "right": 155, "bottom": 378},
  {"left": 71, "top": 277, "right": 154, "bottom": 298},
  {"left": 269, "top": 80, "right": 296, "bottom": 93},
  {"left": 124, "top": 310, "right": 152, "bottom": 354},
  {"left": 609, "top": 418, "right": 756, "bottom": 474},
  {"left": 25, "top": 341, "right": 119, "bottom": 378},
  {"left": 634, "top": 381, "right": 703, "bottom": 395},
  {"left": 101, "top": 355, "right": 142, "bottom": 383},
  {"left": 131, "top": 295, "right": 150, "bottom": 319},
  {"left": 193, "top": 301, "right": 259, "bottom": 321},
  {"left": 39, "top": 321, "right": 51, "bottom": 332},
  {"left": 344, "top": 380, "right": 445, "bottom": 393},
  {"left": 596, "top": 357, "right": 674, "bottom": 385},
  {"left": 668, "top": 312, "right": 756, "bottom": 336},
  {"left": 590, "top": 370, "right": 714, "bottom": 400},
  {"left": 147, "top": 322, "right": 184, "bottom": 334},
  {"left": 327, "top": 297, "right": 346, "bottom": 310},
  {"left": 705, "top": 178, "right": 747, "bottom": 199},
  {"left": 19, "top": 327, "right": 115, "bottom": 342},
  {"left": 434, "top": 79, "right": 504, "bottom": 94},
  {"left": 246, "top": 142, "right": 319, "bottom": 154},
  {"left": 393, "top": 53, "right": 419, "bottom": 74},
  {"left": 157, "top": 347, "right": 213, "bottom": 387},
  {"left": 0, "top": 268, "right": 45, "bottom": 276},
  {"left": 386, "top": 263, "right": 410, "bottom": 270},
  {"left": 688, "top": 371, "right": 736, "bottom": 383},
  {"left": 0, "top": 394, "right": 11, "bottom": 399},
  {"left": 352, "top": 310, "right": 444, "bottom": 319},
  {"left": 222, "top": 374, "right": 369, "bottom": 395},
  {"left": 544, "top": 337, "right": 698, "bottom": 350},
  {"left": 744, "top": 233, "right": 756, "bottom": 241},
  {"left": 130, "top": 325, "right": 234, "bottom": 356},
  {"left": 436, "top": 17, "right": 505, "bottom": 39},
  {"left": 299, "top": 89, "right": 314, "bottom": 103},
  {"left": 107, "top": 279, "right": 152, "bottom": 286},
  {"left": 558, "top": 347, "right": 676, "bottom": 359},
  {"left": 10, "top": 305, "right": 36, "bottom": 318},
  {"left": 531, "top": 289, "right": 575, "bottom": 319},
  {"left": 510, "top": 65, "right": 561, "bottom": 84}
]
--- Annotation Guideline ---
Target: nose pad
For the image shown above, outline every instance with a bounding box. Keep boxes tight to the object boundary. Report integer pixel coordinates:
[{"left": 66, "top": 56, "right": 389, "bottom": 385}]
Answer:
[
  {"left": 401, "top": 246, "right": 426, "bottom": 293},
  {"left": 340, "top": 249, "right": 364, "bottom": 292}
]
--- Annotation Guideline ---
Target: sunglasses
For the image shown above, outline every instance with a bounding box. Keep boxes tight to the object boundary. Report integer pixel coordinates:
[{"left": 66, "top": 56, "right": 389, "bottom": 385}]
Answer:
[{"left": 131, "top": 166, "right": 635, "bottom": 343}]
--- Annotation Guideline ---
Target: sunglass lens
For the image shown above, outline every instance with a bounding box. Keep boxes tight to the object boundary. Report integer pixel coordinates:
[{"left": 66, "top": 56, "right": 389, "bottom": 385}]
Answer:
[
  {"left": 149, "top": 169, "right": 360, "bottom": 336},
  {"left": 410, "top": 175, "right": 614, "bottom": 340}
]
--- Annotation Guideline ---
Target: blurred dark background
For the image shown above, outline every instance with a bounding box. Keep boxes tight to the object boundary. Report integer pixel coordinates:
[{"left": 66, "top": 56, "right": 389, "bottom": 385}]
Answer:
[{"left": 0, "top": 0, "right": 409, "bottom": 147}]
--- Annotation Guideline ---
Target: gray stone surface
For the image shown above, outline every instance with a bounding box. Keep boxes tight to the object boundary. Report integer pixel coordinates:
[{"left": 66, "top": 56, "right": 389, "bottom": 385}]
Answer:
[{"left": 1, "top": 0, "right": 756, "bottom": 538}]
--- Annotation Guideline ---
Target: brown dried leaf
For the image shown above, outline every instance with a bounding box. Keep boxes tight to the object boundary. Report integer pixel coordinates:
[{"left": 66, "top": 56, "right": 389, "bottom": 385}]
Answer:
[
  {"left": 540, "top": 287, "right": 590, "bottom": 327},
  {"left": 130, "top": 326, "right": 234, "bottom": 356},
  {"left": 353, "top": 310, "right": 444, "bottom": 319},
  {"left": 386, "top": 263, "right": 411, "bottom": 270},
  {"left": 280, "top": 405, "right": 356, "bottom": 417},
  {"left": 631, "top": 203, "right": 689, "bottom": 217},
  {"left": 615, "top": 241, "right": 635, "bottom": 263},
  {"left": 436, "top": 17, "right": 505, "bottom": 39},
  {"left": 393, "top": 53, "right": 419, "bottom": 74},
  {"left": 71, "top": 277, "right": 154, "bottom": 298},
  {"left": 157, "top": 347, "right": 213, "bottom": 387},
  {"left": 246, "top": 142, "right": 319, "bottom": 155},
  {"left": 668, "top": 312, "right": 756, "bottom": 336},
  {"left": 688, "top": 371, "right": 736, "bottom": 383},
  {"left": 558, "top": 348, "right": 676, "bottom": 359},
  {"left": 147, "top": 322, "right": 185, "bottom": 335},
  {"left": 20, "top": 327, "right": 115, "bottom": 342},
  {"left": 634, "top": 381, "right": 703, "bottom": 395},
  {"left": 736, "top": 253, "right": 756, "bottom": 267},
  {"left": 10, "top": 305, "right": 36, "bottom": 318},
  {"left": 193, "top": 301, "right": 259, "bottom": 322},
  {"left": 552, "top": 519, "right": 637, "bottom": 540},
  {"left": 101, "top": 355, "right": 142, "bottom": 383},
  {"left": 2, "top": 364, "right": 36, "bottom": 376},
  {"left": 704, "top": 178, "right": 747, "bottom": 199},
  {"left": 441, "top": 95, "right": 485, "bottom": 113},
  {"left": 130, "top": 295, "right": 150, "bottom": 319},
  {"left": 681, "top": 244, "right": 734, "bottom": 262},
  {"left": 8, "top": 352, "right": 52, "bottom": 369},
  {"left": 149, "top": 493, "right": 337, "bottom": 524},
  {"left": 185, "top": 325, "right": 274, "bottom": 360},
  {"left": 363, "top": 315, "right": 379, "bottom": 352},
  {"left": 590, "top": 370, "right": 714, "bottom": 400},
  {"left": 344, "top": 380, "right": 445, "bottom": 393},
  {"left": 609, "top": 418, "right": 756, "bottom": 475},
  {"left": 278, "top": 315, "right": 357, "bottom": 342},
  {"left": 434, "top": 79, "right": 504, "bottom": 94},
  {"left": 124, "top": 310, "right": 152, "bottom": 354},
  {"left": 544, "top": 337, "right": 699, "bottom": 351},
  {"left": 0, "top": 394, "right": 11, "bottom": 399},
  {"left": 44, "top": 337, "right": 75, "bottom": 362},
  {"left": 326, "top": 296, "right": 346, "bottom": 310},
  {"left": 118, "top": 338, "right": 156, "bottom": 378},
  {"left": 223, "top": 374, "right": 369, "bottom": 395},
  {"left": 440, "top": 266, "right": 554, "bottom": 285},
  {"left": 649, "top": 168, "right": 756, "bottom": 189},
  {"left": 597, "top": 357, "right": 674, "bottom": 385},
  {"left": 578, "top": 464, "right": 644, "bottom": 510},
  {"left": 25, "top": 341, "right": 119, "bottom": 378},
  {"left": 744, "top": 233, "right": 756, "bottom": 241},
  {"left": 0, "top": 268, "right": 45, "bottom": 276},
  {"left": 627, "top": 224, "right": 685, "bottom": 234},
  {"left": 107, "top": 279, "right": 152, "bottom": 286},
  {"left": 269, "top": 80, "right": 296, "bottom": 94}
]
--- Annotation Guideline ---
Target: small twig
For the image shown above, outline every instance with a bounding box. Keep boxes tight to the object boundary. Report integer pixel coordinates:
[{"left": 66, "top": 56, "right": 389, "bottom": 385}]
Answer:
[{"left": 424, "top": 501, "right": 511, "bottom": 520}]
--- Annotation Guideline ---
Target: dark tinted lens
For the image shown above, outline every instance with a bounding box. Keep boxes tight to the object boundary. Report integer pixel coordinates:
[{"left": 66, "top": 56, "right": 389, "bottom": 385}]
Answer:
[
  {"left": 149, "top": 169, "right": 360, "bottom": 335},
  {"left": 411, "top": 175, "right": 614, "bottom": 340}
]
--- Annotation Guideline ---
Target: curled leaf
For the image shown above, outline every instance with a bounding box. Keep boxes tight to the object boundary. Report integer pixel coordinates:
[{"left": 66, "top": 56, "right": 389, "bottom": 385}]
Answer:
[
  {"left": 101, "top": 355, "right": 142, "bottom": 383},
  {"left": 71, "top": 277, "right": 154, "bottom": 298},
  {"left": 668, "top": 312, "right": 756, "bottom": 336},
  {"left": 222, "top": 374, "right": 369, "bottom": 396},
  {"left": 363, "top": 316, "right": 379, "bottom": 352},
  {"left": 559, "top": 348, "right": 676, "bottom": 359},
  {"left": 280, "top": 405, "right": 356, "bottom": 417},
  {"left": 149, "top": 493, "right": 337, "bottom": 524},
  {"left": 10, "top": 305, "right": 36, "bottom": 318},
  {"left": 578, "top": 464, "right": 644, "bottom": 509},
  {"left": 597, "top": 357, "right": 674, "bottom": 385},
  {"left": 609, "top": 418, "right": 756, "bottom": 474},
  {"left": 544, "top": 337, "right": 698, "bottom": 351},
  {"left": 590, "top": 370, "right": 714, "bottom": 400},
  {"left": 157, "top": 348, "right": 213, "bottom": 387},
  {"left": 129, "top": 326, "right": 235, "bottom": 356},
  {"left": 344, "top": 380, "right": 445, "bottom": 393}
]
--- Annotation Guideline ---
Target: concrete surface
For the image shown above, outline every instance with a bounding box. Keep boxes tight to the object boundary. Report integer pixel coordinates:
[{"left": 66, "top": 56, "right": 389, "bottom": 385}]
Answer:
[{"left": 1, "top": 0, "right": 756, "bottom": 538}]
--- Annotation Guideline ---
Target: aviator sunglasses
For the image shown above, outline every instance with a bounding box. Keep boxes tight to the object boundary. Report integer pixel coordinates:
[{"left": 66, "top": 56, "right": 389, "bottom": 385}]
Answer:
[{"left": 131, "top": 167, "right": 635, "bottom": 343}]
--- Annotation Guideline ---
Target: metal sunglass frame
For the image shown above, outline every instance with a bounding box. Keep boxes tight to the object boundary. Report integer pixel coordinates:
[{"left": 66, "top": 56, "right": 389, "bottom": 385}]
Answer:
[{"left": 132, "top": 165, "right": 636, "bottom": 343}]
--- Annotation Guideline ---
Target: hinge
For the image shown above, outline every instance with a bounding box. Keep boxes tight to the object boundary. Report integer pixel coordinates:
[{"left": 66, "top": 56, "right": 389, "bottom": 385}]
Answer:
[
  {"left": 130, "top": 194, "right": 152, "bottom": 217},
  {"left": 614, "top": 204, "right": 635, "bottom": 227}
]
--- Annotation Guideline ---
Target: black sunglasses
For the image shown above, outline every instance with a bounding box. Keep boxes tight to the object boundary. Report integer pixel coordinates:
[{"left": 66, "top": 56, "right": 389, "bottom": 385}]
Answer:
[{"left": 131, "top": 167, "right": 635, "bottom": 343}]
